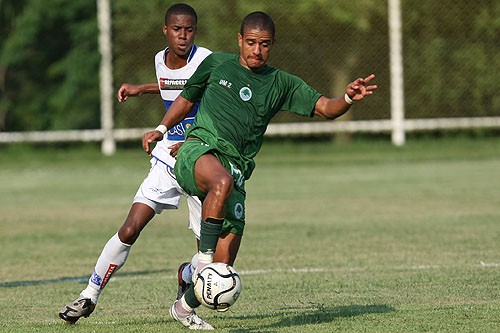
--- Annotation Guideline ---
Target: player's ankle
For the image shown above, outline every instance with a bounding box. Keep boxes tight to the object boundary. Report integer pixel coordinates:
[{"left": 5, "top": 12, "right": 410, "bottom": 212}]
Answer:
[
  {"left": 80, "top": 286, "right": 99, "bottom": 305},
  {"left": 176, "top": 297, "right": 193, "bottom": 316},
  {"left": 198, "top": 251, "right": 213, "bottom": 266}
]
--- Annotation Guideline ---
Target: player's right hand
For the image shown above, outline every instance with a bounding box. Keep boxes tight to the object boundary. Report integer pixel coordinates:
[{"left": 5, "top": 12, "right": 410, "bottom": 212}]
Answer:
[
  {"left": 142, "top": 130, "right": 163, "bottom": 155},
  {"left": 117, "top": 83, "right": 140, "bottom": 103}
]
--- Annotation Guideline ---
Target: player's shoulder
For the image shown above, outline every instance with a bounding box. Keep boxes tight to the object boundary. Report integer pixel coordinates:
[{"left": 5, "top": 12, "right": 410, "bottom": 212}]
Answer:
[
  {"left": 154, "top": 48, "right": 166, "bottom": 63},
  {"left": 273, "top": 67, "right": 304, "bottom": 84},
  {"left": 211, "top": 51, "right": 236, "bottom": 60},
  {"left": 204, "top": 52, "right": 238, "bottom": 66},
  {"left": 189, "top": 45, "right": 212, "bottom": 64},
  {"left": 193, "top": 46, "right": 212, "bottom": 58}
]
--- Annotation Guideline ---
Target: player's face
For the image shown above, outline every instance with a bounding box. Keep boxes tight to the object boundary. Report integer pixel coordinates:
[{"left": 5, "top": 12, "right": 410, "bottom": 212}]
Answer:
[
  {"left": 238, "top": 28, "right": 274, "bottom": 72},
  {"left": 163, "top": 14, "right": 196, "bottom": 58}
]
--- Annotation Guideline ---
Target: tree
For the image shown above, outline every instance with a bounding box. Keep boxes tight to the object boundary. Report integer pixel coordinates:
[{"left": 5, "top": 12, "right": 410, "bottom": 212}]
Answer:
[
  {"left": 404, "top": 0, "right": 500, "bottom": 118},
  {"left": 0, "top": 0, "right": 100, "bottom": 131},
  {"left": 112, "top": 0, "right": 388, "bottom": 128}
]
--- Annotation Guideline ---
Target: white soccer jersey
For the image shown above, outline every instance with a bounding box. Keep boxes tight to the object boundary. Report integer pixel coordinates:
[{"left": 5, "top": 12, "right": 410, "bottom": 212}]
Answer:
[{"left": 151, "top": 45, "right": 212, "bottom": 166}]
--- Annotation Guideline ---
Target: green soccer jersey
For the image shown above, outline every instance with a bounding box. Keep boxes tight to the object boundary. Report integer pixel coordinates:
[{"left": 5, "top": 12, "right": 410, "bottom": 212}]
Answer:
[{"left": 181, "top": 52, "right": 322, "bottom": 179}]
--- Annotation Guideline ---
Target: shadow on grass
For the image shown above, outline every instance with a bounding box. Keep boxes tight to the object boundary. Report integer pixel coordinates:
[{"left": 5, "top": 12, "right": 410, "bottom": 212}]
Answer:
[
  {"left": 227, "top": 304, "right": 395, "bottom": 332},
  {"left": 0, "top": 269, "right": 171, "bottom": 287}
]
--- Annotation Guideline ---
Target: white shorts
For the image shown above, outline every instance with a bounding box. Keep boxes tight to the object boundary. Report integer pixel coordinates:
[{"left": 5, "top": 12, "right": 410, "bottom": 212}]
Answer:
[{"left": 133, "top": 157, "right": 201, "bottom": 239}]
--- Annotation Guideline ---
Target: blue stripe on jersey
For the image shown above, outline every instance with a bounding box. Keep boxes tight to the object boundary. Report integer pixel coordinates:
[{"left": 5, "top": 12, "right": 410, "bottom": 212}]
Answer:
[
  {"left": 188, "top": 45, "right": 198, "bottom": 62},
  {"left": 162, "top": 100, "right": 200, "bottom": 140},
  {"left": 164, "top": 45, "right": 197, "bottom": 63}
]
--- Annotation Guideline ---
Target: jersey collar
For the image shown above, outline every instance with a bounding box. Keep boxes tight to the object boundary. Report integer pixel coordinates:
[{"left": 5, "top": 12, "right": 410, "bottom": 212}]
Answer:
[{"left": 163, "top": 45, "right": 198, "bottom": 64}]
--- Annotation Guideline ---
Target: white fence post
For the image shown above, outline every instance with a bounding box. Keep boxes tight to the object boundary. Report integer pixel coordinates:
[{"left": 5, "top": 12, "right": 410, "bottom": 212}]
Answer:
[
  {"left": 97, "top": 0, "right": 115, "bottom": 155},
  {"left": 388, "top": 0, "right": 405, "bottom": 146}
]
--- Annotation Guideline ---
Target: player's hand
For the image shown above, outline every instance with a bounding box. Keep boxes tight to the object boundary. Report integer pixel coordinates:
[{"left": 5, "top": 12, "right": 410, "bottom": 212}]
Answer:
[
  {"left": 168, "top": 142, "right": 184, "bottom": 158},
  {"left": 117, "top": 83, "right": 141, "bottom": 103},
  {"left": 142, "top": 130, "right": 164, "bottom": 155},
  {"left": 346, "top": 74, "right": 377, "bottom": 102}
]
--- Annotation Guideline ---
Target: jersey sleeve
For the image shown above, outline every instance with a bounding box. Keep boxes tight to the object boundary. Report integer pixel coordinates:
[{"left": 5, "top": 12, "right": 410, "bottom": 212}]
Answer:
[
  {"left": 279, "top": 72, "right": 322, "bottom": 118},
  {"left": 181, "top": 53, "right": 221, "bottom": 103}
]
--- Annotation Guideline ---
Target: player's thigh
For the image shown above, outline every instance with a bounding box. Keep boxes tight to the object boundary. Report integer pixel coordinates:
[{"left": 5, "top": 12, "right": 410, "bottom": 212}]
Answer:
[
  {"left": 139, "top": 158, "right": 183, "bottom": 207},
  {"left": 194, "top": 153, "right": 233, "bottom": 195},
  {"left": 175, "top": 139, "right": 211, "bottom": 198}
]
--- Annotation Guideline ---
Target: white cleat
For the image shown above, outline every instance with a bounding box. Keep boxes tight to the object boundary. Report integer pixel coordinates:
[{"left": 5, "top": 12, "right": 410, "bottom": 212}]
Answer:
[
  {"left": 59, "top": 297, "right": 96, "bottom": 324},
  {"left": 170, "top": 300, "right": 214, "bottom": 330}
]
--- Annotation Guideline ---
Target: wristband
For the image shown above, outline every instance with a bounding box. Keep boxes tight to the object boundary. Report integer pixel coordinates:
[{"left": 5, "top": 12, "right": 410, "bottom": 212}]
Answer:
[
  {"left": 344, "top": 93, "right": 354, "bottom": 105},
  {"left": 155, "top": 124, "right": 167, "bottom": 134}
]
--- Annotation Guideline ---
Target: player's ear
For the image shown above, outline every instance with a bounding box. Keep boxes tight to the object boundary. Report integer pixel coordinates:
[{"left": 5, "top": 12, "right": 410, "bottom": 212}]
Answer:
[
  {"left": 162, "top": 24, "right": 168, "bottom": 36},
  {"left": 238, "top": 33, "right": 243, "bottom": 48}
]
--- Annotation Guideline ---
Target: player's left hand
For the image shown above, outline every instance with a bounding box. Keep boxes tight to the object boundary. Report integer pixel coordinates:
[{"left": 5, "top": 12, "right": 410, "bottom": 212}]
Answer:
[
  {"left": 168, "top": 142, "right": 183, "bottom": 158},
  {"left": 346, "top": 74, "right": 377, "bottom": 102}
]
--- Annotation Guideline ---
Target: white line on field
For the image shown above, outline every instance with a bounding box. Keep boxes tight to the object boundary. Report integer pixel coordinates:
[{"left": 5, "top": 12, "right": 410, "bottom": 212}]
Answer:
[
  {"left": 480, "top": 261, "right": 500, "bottom": 267},
  {"left": 239, "top": 267, "right": 329, "bottom": 275},
  {"left": 1, "top": 261, "right": 496, "bottom": 287},
  {"left": 109, "top": 261, "right": 497, "bottom": 283}
]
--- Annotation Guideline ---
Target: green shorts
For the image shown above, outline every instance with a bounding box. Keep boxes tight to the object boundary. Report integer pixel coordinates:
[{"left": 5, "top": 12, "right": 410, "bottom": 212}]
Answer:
[{"left": 174, "top": 139, "right": 246, "bottom": 235}]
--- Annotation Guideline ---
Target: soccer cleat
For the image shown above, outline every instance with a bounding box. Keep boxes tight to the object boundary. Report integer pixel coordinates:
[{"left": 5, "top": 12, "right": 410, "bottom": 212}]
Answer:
[
  {"left": 177, "top": 262, "right": 192, "bottom": 300},
  {"left": 170, "top": 300, "right": 214, "bottom": 330},
  {"left": 59, "top": 297, "right": 96, "bottom": 324}
]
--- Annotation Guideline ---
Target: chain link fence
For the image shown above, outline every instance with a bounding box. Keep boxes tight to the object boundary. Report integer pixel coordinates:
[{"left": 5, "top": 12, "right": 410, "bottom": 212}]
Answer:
[
  {"left": 1, "top": 0, "right": 498, "bottom": 148},
  {"left": 113, "top": 0, "right": 499, "bottom": 129}
]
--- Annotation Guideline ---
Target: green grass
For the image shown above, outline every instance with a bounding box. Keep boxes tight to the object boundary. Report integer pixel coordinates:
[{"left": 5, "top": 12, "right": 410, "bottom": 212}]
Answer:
[{"left": 1, "top": 136, "right": 499, "bottom": 332}]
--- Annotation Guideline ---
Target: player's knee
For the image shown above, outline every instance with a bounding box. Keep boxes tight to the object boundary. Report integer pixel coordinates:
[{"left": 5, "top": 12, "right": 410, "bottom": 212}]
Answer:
[
  {"left": 118, "top": 204, "right": 154, "bottom": 244},
  {"left": 118, "top": 224, "right": 140, "bottom": 244},
  {"left": 213, "top": 173, "right": 234, "bottom": 199}
]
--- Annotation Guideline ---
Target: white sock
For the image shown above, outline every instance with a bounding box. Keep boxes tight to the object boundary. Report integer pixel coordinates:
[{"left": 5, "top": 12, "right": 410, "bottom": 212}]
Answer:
[
  {"left": 196, "top": 251, "right": 213, "bottom": 272},
  {"left": 198, "top": 251, "right": 213, "bottom": 264},
  {"left": 81, "top": 233, "right": 131, "bottom": 304},
  {"left": 175, "top": 295, "right": 194, "bottom": 316}
]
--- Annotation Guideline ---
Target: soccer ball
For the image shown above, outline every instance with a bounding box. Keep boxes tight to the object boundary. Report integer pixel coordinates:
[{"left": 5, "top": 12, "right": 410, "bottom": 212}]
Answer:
[{"left": 193, "top": 262, "right": 242, "bottom": 311}]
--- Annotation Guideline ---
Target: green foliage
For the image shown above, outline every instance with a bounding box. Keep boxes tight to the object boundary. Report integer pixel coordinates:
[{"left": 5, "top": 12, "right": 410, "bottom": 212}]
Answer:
[
  {"left": 404, "top": 0, "right": 500, "bottom": 118},
  {"left": 113, "top": 0, "right": 390, "bottom": 127},
  {"left": 0, "top": 0, "right": 100, "bottom": 131},
  {"left": 1, "top": 0, "right": 499, "bottom": 131}
]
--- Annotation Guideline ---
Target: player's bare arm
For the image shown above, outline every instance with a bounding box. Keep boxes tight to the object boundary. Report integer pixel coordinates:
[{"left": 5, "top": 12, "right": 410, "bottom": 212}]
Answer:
[
  {"left": 314, "top": 74, "right": 377, "bottom": 120},
  {"left": 142, "top": 94, "right": 195, "bottom": 154},
  {"left": 117, "top": 82, "right": 160, "bottom": 102}
]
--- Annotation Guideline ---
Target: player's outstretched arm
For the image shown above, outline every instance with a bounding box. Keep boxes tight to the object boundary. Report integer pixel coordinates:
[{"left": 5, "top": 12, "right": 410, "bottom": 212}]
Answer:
[
  {"left": 142, "top": 95, "right": 195, "bottom": 155},
  {"left": 314, "top": 74, "right": 377, "bottom": 120},
  {"left": 117, "top": 83, "right": 160, "bottom": 102}
]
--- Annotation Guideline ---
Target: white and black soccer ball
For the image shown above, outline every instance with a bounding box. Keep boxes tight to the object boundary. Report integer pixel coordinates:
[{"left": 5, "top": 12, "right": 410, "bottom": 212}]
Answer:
[{"left": 194, "top": 262, "right": 242, "bottom": 311}]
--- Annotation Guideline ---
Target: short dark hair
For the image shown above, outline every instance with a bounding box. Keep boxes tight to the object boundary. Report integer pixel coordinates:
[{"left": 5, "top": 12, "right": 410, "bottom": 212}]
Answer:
[
  {"left": 165, "top": 3, "right": 197, "bottom": 25},
  {"left": 240, "top": 11, "right": 275, "bottom": 39}
]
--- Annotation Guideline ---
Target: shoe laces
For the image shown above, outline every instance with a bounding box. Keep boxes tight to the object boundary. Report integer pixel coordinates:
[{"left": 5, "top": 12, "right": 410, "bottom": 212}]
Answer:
[{"left": 186, "top": 312, "right": 212, "bottom": 329}]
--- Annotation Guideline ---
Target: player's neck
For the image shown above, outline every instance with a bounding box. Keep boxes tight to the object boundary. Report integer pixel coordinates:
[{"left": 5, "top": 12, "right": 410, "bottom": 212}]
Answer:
[
  {"left": 165, "top": 50, "right": 189, "bottom": 70},
  {"left": 239, "top": 55, "right": 266, "bottom": 73}
]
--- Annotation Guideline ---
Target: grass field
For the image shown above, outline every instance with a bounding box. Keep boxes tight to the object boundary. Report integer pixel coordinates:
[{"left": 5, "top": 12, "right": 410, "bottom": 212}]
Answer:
[{"left": 1, "top": 136, "right": 499, "bottom": 332}]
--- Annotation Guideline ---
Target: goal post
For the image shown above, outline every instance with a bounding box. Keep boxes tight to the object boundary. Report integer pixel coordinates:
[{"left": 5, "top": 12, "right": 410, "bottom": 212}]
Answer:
[
  {"left": 97, "top": 0, "right": 115, "bottom": 155},
  {"left": 388, "top": 0, "right": 405, "bottom": 146}
]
